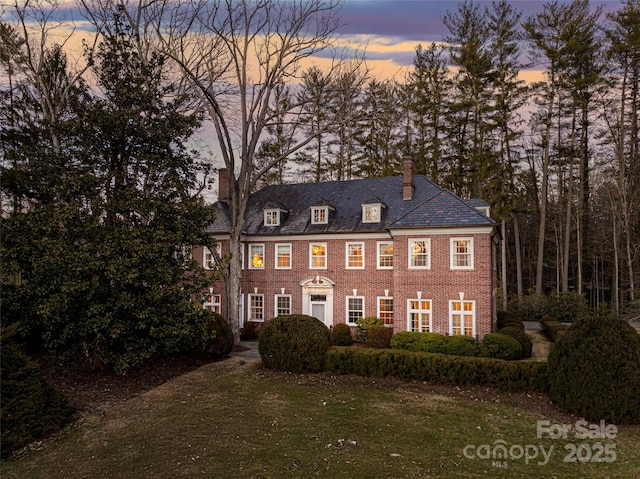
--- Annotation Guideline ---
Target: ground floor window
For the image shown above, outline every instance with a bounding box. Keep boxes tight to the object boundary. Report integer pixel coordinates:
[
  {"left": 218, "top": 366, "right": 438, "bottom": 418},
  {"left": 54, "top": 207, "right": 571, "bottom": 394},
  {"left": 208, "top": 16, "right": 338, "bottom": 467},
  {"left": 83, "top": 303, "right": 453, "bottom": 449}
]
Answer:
[
  {"left": 377, "top": 297, "right": 393, "bottom": 326},
  {"left": 275, "top": 294, "right": 292, "bottom": 317},
  {"left": 450, "top": 300, "right": 475, "bottom": 336},
  {"left": 248, "top": 294, "right": 264, "bottom": 322},
  {"left": 346, "top": 296, "right": 364, "bottom": 325},
  {"left": 204, "top": 293, "right": 221, "bottom": 313},
  {"left": 407, "top": 299, "right": 431, "bottom": 332}
]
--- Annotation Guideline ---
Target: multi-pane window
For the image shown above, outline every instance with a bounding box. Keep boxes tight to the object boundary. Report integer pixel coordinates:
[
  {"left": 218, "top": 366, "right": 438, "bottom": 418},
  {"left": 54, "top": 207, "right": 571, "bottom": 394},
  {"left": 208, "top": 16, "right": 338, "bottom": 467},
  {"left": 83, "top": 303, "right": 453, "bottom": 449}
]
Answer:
[
  {"left": 249, "top": 244, "right": 265, "bottom": 269},
  {"left": 248, "top": 294, "right": 264, "bottom": 321},
  {"left": 362, "top": 204, "right": 381, "bottom": 223},
  {"left": 409, "top": 239, "right": 431, "bottom": 268},
  {"left": 310, "top": 243, "right": 327, "bottom": 269},
  {"left": 275, "top": 294, "right": 292, "bottom": 316},
  {"left": 264, "top": 209, "right": 280, "bottom": 226},
  {"left": 450, "top": 300, "right": 475, "bottom": 336},
  {"left": 203, "top": 245, "right": 220, "bottom": 270},
  {"left": 408, "top": 299, "right": 431, "bottom": 332},
  {"left": 377, "top": 241, "right": 394, "bottom": 269},
  {"left": 346, "top": 242, "right": 364, "bottom": 269},
  {"left": 378, "top": 297, "right": 394, "bottom": 326},
  {"left": 346, "top": 296, "right": 364, "bottom": 325},
  {"left": 311, "top": 206, "right": 328, "bottom": 224},
  {"left": 451, "top": 238, "right": 474, "bottom": 269},
  {"left": 204, "top": 293, "right": 222, "bottom": 313},
  {"left": 275, "top": 244, "right": 291, "bottom": 269}
]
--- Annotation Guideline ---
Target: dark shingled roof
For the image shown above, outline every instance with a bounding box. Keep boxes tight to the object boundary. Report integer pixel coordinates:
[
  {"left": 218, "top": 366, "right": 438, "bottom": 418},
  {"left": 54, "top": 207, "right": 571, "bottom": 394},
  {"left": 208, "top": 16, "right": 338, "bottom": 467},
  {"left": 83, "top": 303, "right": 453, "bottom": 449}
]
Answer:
[{"left": 206, "top": 175, "right": 495, "bottom": 235}]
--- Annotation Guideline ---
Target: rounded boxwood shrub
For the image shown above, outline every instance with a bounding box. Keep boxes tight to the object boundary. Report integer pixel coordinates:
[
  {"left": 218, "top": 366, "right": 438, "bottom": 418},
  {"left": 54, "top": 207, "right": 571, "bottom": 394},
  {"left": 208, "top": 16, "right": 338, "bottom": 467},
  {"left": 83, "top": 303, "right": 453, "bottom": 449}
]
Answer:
[
  {"left": 391, "top": 332, "right": 447, "bottom": 352},
  {"left": 441, "top": 335, "right": 481, "bottom": 357},
  {"left": 547, "top": 316, "right": 640, "bottom": 424},
  {"left": 331, "top": 323, "right": 353, "bottom": 346},
  {"left": 498, "top": 327, "right": 533, "bottom": 358},
  {"left": 482, "top": 333, "right": 522, "bottom": 360},
  {"left": 355, "top": 316, "right": 382, "bottom": 343},
  {"left": 201, "top": 310, "right": 234, "bottom": 356},
  {"left": 367, "top": 325, "right": 393, "bottom": 349},
  {"left": 258, "top": 315, "right": 330, "bottom": 373},
  {"left": 1, "top": 327, "right": 75, "bottom": 459}
]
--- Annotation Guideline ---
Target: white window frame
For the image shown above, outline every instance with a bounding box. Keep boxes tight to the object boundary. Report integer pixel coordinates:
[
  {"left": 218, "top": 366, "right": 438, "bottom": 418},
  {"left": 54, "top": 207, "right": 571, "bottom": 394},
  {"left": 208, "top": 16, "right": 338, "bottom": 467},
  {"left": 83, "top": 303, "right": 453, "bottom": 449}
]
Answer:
[
  {"left": 274, "top": 294, "right": 292, "bottom": 317},
  {"left": 407, "top": 299, "right": 432, "bottom": 332},
  {"left": 264, "top": 209, "right": 280, "bottom": 226},
  {"left": 249, "top": 243, "right": 265, "bottom": 269},
  {"left": 203, "top": 244, "right": 221, "bottom": 270},
  {"left": 450, "top": 238, "right": 474, "bottom": 270},
  {"left": 449, "top": 299, "right": 476, "bottom": 337},
  {"left": 311, "top": 206, "right": 329, "bottom": 224},
  {"left": 377, "top": 241, "right": 394, "bottom": 269},
  {"left": 362, "top": 204, "right": 382, "bottom": 223},
  {"left": 204, "top": 293, "right": 222, "bottom": 313},
  {"left": 309, "top": 242, "right": 327, "bottom": 269},
  {"left": 409, "top": 238, "right": 431, "bottom": 269},
  {"left": 240, "top": 243, "right": 245, "bottom": 270},
  {"left": 248, "top": 294, "right": 265, "bottom": 322},
  {"left": 346, "top": 295, "right": 365, "bottom": 325},
  {"left": 346, "top": 242, "right": 365, "bottom": 269},
  {"left": 377, "top": 296, "right": 394, "bottom": 327},
  {"left": 275, "top": 243, "right": 292, "bottom": 270}
]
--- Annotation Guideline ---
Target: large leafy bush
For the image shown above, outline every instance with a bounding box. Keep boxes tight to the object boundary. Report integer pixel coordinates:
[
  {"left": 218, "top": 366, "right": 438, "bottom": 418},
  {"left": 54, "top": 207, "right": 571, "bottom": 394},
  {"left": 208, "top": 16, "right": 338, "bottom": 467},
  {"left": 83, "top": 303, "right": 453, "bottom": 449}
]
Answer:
[
  {"left": 547, "top": 316, "right": 640, "bottom": 424},
  {"left": 355, "top": 316, "right": 382, "bottom": 343},
  {"left": 482, "top": 333, "right": 522, "bottom": 360},
  {"left": 258, "top": 315, "right": 330, "bottom": 373},
  {"left": 497, "top": 327, "right": 533, "bottom": 358},
  {"left": 331, "top": 323, "right": 353, "bottom": 346}
]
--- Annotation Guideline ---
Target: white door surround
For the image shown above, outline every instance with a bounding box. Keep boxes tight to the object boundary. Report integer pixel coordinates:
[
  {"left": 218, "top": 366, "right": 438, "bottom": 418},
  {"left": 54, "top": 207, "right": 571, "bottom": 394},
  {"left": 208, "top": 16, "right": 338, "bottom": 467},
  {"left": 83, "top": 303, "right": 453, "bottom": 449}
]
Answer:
[{"left": 300, "top": 275, "right": 335, "bottom": 327}]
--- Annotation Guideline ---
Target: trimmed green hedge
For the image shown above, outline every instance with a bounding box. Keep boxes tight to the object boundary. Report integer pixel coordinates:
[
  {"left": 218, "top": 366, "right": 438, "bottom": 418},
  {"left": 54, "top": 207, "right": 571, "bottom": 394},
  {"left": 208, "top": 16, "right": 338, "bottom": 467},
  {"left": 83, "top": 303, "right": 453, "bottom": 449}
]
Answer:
[
  {"left": 498, "top": 327, "right": 533, "bottom": 359},
  {"left": 482, "top": 333, "right": 522, "bottom": 360},
  {"left": 390, "top": 332, "right": 480, "bottom": 357},
  {"left": 540, "top": 316, "right": 568, "bottom": 342},
  {"left": 326, "top": 347, "right": 548, "bottom": 392},
  {"left": 331, "top": 323, "right": 354, "bottom": 346}
]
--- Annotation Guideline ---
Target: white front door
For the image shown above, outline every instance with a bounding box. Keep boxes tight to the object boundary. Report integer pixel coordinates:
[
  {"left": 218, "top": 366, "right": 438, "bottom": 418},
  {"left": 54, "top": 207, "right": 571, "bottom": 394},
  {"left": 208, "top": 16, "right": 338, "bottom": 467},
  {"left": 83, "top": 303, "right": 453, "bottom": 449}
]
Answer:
[
  {"left": 311, "top": 302, "right": 326, "bottom": 325},
  {"left": 301, "top": 276, "right": 334, "bottom": 328}
]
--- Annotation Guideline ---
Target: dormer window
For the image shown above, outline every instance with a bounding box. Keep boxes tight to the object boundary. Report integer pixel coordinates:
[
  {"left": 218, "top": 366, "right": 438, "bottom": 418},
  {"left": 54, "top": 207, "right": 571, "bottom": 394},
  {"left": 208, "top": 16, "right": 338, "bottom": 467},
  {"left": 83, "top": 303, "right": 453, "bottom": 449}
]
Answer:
[
  {"left": 362, "top": 204, "right": 382, "bottom": 223},
  {"left": 311, "top": 206, "right": 329, "bottom": 224},
  {"left": 475, "top": 206, "right": 490, "bottom": 217},
  {"left": 264, "top": 209, "right": 280, "bottom": 226}
]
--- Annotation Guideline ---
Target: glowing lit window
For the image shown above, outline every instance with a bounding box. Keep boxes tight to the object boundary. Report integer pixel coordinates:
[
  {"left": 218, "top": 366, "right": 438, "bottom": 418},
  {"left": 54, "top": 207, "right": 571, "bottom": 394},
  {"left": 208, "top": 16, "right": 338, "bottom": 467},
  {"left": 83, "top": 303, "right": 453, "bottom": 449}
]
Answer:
[
  {"left": 310, "top": 243, "right": 327, "bottom": 269},
  {"left": 409, "top": 239, "right": 431, "bottom": 269},
  {"left": 378, "top": 297, "right": 394, "bottom": 326},
  {"left": 204, "top": 294, "right": 221, "bottom": 313},
  {"left": 346, "top": 242, "right": 364, "bottom": 269},
  {"left": 275, "top": 244, "right": 291, "bottom": 269},
  {"left": 407, "top": 299, "right": 431, "bottom": 332},
  {"left": 377, "top": 241, "right": 393, "bottom": 269},
  {"left": 450, "top": 300, "right": 475, "bottom": 336},
  {"left": 249, "top": 244, "right": 264, "bottom": 269}
]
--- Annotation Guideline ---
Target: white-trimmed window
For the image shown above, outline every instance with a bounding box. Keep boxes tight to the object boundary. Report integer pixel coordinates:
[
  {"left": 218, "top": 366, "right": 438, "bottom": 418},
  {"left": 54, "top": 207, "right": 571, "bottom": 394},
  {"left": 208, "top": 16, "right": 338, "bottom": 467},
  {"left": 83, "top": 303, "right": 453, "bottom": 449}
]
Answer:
[
  {"left": 275, "top": 294, "right": 292, "bottom": 316},
  {"left": 248, "top": 294, "right": 264, "bottom": 322},
  {"left": 346, "top": 242, "right": 364, "bottom": 269},
  {"left": 310, "top": 242, "right": 327, "bottom": 269},
  {"left": 451, "top": 238, "right": 474, "bottom": 270},
  {"left": 450, "top": 300, "right": 475, "bottom": 336},
  {"left": 378, "top": 297, "right": 394, "bottom": 326},
  {"left": 203, "top": 244, "right": 221, "bottom": 270},
  {"left": 362, "top": 204, "right": 382, "bottom": 223},
  {"left": 346, "top": 296, "right": 364, "bottom": 325},
  {"left": 275, "top": 243, "right": 291, "bottom": 269},
  {"left": 264, "top": 209, "right": 280, "bottom": 226},
  {"left": 377, "top": 241, "right": 394, "bottom": 269},
  {"left": 407, "top": 299, "right": 432, "bottom": 332},
  {"left": 311, "top": 206, "right": 329, "bottom": 224},
  {"left": 204, "top": 293, "right": 222, "bottom": 313},
  {"left": 409, "top": 239, "right": 431, "bottom": 269},
  {"left": 249, "top": 244, "right": 265, "bottom": 269}
]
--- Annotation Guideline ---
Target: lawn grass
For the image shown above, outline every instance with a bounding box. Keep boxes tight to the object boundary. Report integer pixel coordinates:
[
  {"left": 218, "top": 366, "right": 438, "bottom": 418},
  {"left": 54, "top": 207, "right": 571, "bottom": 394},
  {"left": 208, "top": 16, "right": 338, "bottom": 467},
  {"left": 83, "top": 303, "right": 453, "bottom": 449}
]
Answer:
[{"left": 3, "top": 356, "right": 639, "bottom": 479}]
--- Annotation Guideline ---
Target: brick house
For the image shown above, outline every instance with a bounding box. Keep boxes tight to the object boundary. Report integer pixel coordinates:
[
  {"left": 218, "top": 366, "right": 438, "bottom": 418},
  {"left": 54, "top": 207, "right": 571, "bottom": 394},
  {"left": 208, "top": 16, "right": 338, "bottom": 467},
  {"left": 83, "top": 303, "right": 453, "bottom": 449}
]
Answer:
[{"left": 195, "top": 158, "right": 498, "bottom": 338}]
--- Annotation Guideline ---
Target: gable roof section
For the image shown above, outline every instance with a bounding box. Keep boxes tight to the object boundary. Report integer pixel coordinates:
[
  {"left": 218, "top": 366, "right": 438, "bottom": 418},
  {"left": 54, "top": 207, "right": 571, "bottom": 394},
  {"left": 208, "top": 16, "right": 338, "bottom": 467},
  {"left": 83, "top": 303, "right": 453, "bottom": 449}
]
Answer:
[{"left": 206, "top": 175, "right": 495, "bottom": 235}]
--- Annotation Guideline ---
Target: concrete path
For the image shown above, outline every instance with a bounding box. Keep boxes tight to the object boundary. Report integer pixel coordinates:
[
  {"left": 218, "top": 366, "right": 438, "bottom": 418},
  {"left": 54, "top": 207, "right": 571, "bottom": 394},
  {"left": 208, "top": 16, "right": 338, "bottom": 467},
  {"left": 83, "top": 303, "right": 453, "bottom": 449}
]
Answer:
[{"left": 229, "top": 341, "right": 261, "bottom": 361}]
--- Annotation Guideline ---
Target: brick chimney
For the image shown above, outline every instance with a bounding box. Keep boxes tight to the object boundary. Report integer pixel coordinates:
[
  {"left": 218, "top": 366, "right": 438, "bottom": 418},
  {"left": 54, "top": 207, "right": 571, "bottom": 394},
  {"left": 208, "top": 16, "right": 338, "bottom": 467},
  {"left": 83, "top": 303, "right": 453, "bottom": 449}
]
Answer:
[
  {"left": 403, "top": 156, "right": 414, "bottom": 201},
  {"left": 218, "top": 168, "right": 230, "bottom": 202}
]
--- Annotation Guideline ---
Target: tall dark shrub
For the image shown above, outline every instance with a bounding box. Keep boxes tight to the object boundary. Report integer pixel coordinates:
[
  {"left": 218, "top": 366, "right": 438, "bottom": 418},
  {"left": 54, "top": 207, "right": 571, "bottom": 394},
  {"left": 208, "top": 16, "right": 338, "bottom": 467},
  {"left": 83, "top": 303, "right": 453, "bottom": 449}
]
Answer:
[
  {"left": 367, "top": 326, "right": 393, "bottom": 348},
  {"left": 498, "top": 327, "right": 533, "bottom": 358},
  {"left": 547, "top": 316, "right": 640, "bottom": 424},
  {"left": 258, "top": 315, "right": 330, "bottom": 373},
  {"left": 1, "top": 328, "right": 75, "bottom": 458},
  {"left": 200, "top": 310, "right": 234, "bottom": 356},
  {"left": 331, "top": 323, "right": 353, "bottom": 346}
]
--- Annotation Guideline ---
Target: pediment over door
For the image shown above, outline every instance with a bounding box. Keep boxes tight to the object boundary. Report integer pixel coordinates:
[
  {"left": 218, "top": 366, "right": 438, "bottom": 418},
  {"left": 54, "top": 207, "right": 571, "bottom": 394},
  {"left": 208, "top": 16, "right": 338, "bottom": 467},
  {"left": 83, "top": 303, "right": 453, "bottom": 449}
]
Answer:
[{"left": 300, "top": 275, "right": 335, "bottom": 288}]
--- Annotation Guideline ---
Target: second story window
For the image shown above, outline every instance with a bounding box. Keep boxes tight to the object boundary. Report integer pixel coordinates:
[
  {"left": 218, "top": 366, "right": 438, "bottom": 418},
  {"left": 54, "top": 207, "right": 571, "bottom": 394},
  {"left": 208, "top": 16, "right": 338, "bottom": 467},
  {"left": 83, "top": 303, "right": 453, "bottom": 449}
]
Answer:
[
  {"left": 264, "top": 209, "right": 280, "bottom": 226},
  {"left": 377, "top": 241, "right": 394, "bottom": 269},
  {"left": 451, "top": 238, "right": 474, "bottom": 269},
  {"left": 275, "top": 243, "right": 291, "bottom": 269},
  {"left": 311, "top": 206, "right": 329, "bottom": 224},
  {"left": 409, "top": 239, "right": 431, "bottom": 269},
  {"left": 249, "top": 244, "right": 264, "bottom": 269},
  {"left": 310, "top": 242, "right": 327, "bottom": 269},
  {"left": 346, "top": 242, "right": 364, "bottom": 269},
  {"left": 203, "top": 245, "right": 220, "bottom": 270}
]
